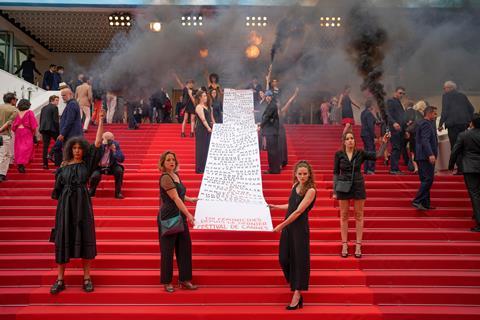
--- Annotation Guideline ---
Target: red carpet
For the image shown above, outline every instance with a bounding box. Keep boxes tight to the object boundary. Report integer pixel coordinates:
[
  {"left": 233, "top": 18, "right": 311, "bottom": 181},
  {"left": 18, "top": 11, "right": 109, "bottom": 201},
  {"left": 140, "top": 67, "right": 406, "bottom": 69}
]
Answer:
[{"left": 0, "top": 123, "right": 479, "bottom": 320}]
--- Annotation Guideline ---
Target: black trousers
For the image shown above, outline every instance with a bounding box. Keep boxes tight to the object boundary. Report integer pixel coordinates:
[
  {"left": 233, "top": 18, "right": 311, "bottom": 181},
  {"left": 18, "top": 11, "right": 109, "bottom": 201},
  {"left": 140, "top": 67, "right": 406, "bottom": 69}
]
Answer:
[
  {"left": 89, "top": 165, "right": 124, "bottom": 195},
  {"left": 390, "top": 129, "right": 404, "bottom": 171},
  {"left": 41, "top": 132, "right": 58, "bottom": 166},
  {"left": 413, "top": 160, "right": 435, "bottom": 207},
  {"left": 265, "top": 134, "right": 281, "bottom": 173},
  {"left": 159, "top": 220, "right": 193, "bottom": 284},
  {"left": 448, "top": 124, "right": 468, "bottom": 172},
  {"left": 362, "top": 135, "right": 376, "bottom": 173},
  {"left": 464, "top": 173, "right": 480, "bottom": 226}
]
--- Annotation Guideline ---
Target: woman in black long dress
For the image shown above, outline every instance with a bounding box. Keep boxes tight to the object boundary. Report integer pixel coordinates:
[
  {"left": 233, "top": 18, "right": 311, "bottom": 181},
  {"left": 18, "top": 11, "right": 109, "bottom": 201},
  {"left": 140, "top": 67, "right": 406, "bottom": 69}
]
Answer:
[
  {"left": 269, "top": 160, "right": 317, "bottom": 310},
  {"left": 210, "top": 88, "right": 223, "bottom": 124},
  {"left": 158, "top": 150, "right": 197, "bottom": 292},
  {"left": 333, "top": 131, "right": 389, "bottom": 259},
  {"left": 194, "top": 90, "right": 215, "bottom": 174},
  {"left": 50, "top": 110, "right": 105, "bottom": 295}
]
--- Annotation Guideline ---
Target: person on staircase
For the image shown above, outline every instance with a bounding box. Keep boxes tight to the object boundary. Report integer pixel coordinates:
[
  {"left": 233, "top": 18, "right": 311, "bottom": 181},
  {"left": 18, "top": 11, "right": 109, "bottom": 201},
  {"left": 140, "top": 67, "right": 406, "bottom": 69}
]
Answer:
[
  {"left": 88, "top": 131, "right": 125, "bottom": 199},
  {"left": 448, "top": 113, "right": 480, "bottom": 232},
  {"left": 333, "top": 130, "right": 390, "bottom": 259},
  {"left": 157, "top": 150, "right": 198, "bottom": 293},
  {"left": 50, "top": 110, "right": 106, "bottom": 295},
  {"left": 11, "top": 99, "right": 39, "bottom": 173},
  {"left": 269, "top": 160, "right": 317, "bottom": 310}
]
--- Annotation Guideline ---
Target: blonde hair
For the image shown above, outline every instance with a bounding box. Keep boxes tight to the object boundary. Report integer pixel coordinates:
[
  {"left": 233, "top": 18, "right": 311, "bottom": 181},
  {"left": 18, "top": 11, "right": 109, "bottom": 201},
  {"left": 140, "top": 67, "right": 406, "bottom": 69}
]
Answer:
[{"left": 158, "top": 150, "right": 178, "bottom": 172}]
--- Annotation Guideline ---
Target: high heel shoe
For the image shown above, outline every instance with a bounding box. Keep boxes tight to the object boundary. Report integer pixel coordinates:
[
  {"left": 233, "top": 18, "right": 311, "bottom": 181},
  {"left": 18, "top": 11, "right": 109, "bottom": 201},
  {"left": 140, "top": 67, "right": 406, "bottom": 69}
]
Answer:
[
  {"left": 354, "top": 242, "right": 362, "bottom": 258},
  {"left": 178, "top": 281, "right": 198, "bottom": 290},
  {"left": 286, "top": 295, "right": 303, "bottom": 310},
  {"left": 340, "top": 241, "right": 349, "bottom": 258}
]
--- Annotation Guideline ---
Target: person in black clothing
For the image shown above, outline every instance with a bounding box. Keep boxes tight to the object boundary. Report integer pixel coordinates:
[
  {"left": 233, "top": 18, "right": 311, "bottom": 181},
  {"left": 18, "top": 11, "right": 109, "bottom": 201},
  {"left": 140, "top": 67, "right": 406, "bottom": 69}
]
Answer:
[
  {"left": 14, "top": 54, "right": 41, "bottom": 84},
  {"left": 50, "top": 110, "right": 105, "bottom": 295},
  {"left": 338, "top": 85, "right": 360, "bottom": 135},
  {"left": 439, "top": 81, "right": 475, "bottom": 175},
  {"left": 259, "top": 90, "right": 281, "bottom": 174},
  {"left": 269, "top": 160, "right": 316, "bottom": 310},
  {"left": 158, "top": 151, "right": 197, "bottom": 292},
  {"left": 175, "top": 96, "right": 185, "bottom": 124},
  {"left": 412, "top": 106, "right": 438, "bottom": 211},
  {"left": 39, "top": 95, "right": 60, "bottom": 169},
  {"left": 210, "top": 88, "right": 223, "bottom": 123},
  {"left": 360, "top": 100, "right": 377, "bottom": 174},
  {"left": 334, "top": 131, "right": 389, "bottom": 258},
  {"left": 88, "top": 131, "right": 125, "bottom": 199},
  {"left": 449, "top": 113, "right": 480, "bottom": 232},
  {"left": 173, "top": 73, "right": 196, "bottom": 137},
  {"left": 42, "top": 64, "right": 56, "bottom": 90},
  {"left": 386, "top": 86, "right": 407, "bottom": 174},
  {"left": 195, "top": 91, "right": 215, "bottom": 174}
]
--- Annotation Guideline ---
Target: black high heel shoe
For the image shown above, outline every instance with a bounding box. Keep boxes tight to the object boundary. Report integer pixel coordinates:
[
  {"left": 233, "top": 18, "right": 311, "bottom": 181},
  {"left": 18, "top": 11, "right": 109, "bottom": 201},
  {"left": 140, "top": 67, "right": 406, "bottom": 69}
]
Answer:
[
  {"left": 354, "top": 242, "right": 362, "bottom": 258},
  {"left": 286, "top": 295, "right": 303, "bottom": 310},
  {"left": 341, "top": 241, "right": 349, "bottom": 258}
]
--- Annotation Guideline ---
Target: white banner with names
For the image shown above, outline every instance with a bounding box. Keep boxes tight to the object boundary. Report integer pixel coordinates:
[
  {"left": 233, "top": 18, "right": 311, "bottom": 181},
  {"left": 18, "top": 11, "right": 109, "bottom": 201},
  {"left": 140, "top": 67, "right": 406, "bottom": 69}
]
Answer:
[{"left": 193, "top": 89, "right": 273, "bottom": 231}]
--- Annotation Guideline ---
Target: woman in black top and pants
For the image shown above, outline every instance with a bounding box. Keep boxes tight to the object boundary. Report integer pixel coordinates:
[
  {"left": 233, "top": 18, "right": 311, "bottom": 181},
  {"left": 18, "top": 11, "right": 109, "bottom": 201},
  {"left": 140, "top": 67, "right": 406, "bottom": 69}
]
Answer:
[
  {"left": 270, "top": 161, "right": 317, "bottom": 310},
  {"left": 334, "top": 131, "right": 389, "bottom": 258},
  {"left": 195, "top": 91, "right": 215, "bottom": 174},
  {"left": 158, "top": 151, "right": 198, "bottom": 292}
]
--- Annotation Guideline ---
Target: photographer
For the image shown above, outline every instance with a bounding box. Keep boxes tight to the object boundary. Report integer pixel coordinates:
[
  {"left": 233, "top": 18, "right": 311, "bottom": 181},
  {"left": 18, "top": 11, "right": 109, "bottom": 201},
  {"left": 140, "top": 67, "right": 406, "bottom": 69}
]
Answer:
[{"left": 88, "top": 132, "right": 125, "bottom": 199}]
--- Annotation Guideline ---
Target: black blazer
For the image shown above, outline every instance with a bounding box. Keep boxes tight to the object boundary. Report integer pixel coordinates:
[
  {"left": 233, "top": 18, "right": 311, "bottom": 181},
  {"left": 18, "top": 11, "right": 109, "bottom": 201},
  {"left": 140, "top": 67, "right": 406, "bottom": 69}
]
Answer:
[
  {"left": 440, "top": 90, "right": 475, "bottom": 128},
  {"left": 449, "top": 128, "right": 480, "bottom": 173},
  {"left": 39, "top": 103, "right": 59, "bottom": 135},
  {"left": 414, "top": 119, "right": 438, "bottom": 161},
  {"left": 260, "top": 101, "right": 279, "bottom": 136}
]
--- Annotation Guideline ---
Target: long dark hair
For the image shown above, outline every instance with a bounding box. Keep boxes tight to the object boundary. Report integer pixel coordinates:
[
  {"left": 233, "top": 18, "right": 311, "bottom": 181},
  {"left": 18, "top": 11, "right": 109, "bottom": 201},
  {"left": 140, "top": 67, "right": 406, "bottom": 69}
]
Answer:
[
  {"left": 340, "top": 130, "right": 356, "bottom": 153},
  {"left": 62, "top": 137, "right": 89, "bottom": 163},
  {"left": 293, "top": 160, "right": 316, "bottom": 196}
]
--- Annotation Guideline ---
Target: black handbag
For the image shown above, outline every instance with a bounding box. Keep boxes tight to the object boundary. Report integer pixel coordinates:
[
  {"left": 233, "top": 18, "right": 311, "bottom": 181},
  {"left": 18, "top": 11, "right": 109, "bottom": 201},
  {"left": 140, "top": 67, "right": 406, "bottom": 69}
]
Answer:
[
  {"left": 159, "top": 214, "right": 184, "bottom": 237},
  {"left": 335, "top": 159, "right": 356, "bottom": 193}
]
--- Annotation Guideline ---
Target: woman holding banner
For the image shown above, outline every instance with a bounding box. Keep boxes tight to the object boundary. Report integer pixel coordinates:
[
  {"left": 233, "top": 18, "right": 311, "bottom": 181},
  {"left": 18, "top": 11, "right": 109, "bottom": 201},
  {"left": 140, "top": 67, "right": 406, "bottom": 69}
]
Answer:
[
  {"left": 158, "top": 151, "right": 198, "bottom": 293},
  {"left": 195, "top": 90, "right": 215, "bottom": 174},
  {"left": 269, "top": 161, "right": 317, "bottom": 310}
]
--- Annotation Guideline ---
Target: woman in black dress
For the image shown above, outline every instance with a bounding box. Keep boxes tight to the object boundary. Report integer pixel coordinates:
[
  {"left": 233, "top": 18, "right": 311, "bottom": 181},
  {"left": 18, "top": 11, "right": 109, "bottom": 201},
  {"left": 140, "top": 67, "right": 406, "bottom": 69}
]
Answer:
[
  {"left": 50, "top": 110, "right": 105, "bottom": 295},
  {"left": 195, "top": 90, "right": 215, "bottom": 174},
  {"left": 333, "top": 131, "right": 389, "bottom": 259},
  {"left": 158, "top": 151, "right": 197, "bottom": 292},
  {"left": 269, "top": 161, "right": 317, "bottom": 310},
  {"left": 210, "top": 88, "right": 223, "bottom": 124}
]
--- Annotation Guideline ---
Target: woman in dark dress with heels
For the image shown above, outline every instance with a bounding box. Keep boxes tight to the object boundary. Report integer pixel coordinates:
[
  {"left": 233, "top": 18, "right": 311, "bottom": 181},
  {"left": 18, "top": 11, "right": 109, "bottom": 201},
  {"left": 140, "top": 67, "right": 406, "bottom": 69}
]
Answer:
[
  {"left": 333, "top": 131, "right": 389, "bottom": 259},
  {"left": 195, "top": 91, "right": 215, "bottom": 174},
  {"left": 269, "top": 160, "right": 317, "bottom": 310},
  {"left": 158, "top": 150, "right": 197, "bottom": 292},
  {"left": 50, "top": 110, "right": 105, "bottom": 295}
]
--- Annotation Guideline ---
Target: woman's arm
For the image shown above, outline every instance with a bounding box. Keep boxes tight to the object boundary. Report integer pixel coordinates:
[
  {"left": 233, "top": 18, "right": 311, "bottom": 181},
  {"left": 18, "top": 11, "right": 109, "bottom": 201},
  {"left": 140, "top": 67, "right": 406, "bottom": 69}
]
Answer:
[
  {"left": 94, "top": 110, "right": 105, "bottom": 147},
  {"left": 195, "top": 105, "right": 212, "bottom": 132},
  {"left": 269, "top": 204, "right": 288, "bottom": 210},
  {"left": 166, "top": 188, "right": 195, "bottom": 225},
  {"left": 273, "top": 188, "right": 316, "bottom": 232},
  {"left": 279, "top": 87, "right": 299, "bottom": 117}
]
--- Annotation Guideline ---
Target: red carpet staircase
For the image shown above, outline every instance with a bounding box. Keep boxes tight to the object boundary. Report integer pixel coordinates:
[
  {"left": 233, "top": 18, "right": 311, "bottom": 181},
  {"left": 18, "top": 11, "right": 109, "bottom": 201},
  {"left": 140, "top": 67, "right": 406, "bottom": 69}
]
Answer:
[{"left": 1, "top": 124, "right": 479, "bottom": 320}]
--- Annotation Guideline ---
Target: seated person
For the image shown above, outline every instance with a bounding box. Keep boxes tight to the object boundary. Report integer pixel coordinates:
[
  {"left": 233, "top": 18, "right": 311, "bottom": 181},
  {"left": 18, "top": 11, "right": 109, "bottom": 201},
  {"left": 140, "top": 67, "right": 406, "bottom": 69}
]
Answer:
[{"left": 89, "top": 131, "right": 125, "bottom": 199}]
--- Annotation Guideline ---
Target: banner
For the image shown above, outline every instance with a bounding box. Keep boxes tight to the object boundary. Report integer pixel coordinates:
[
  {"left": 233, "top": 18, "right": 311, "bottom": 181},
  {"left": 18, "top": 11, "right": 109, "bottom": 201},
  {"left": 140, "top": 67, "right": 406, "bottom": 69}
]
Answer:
[{"left": 194, "top": 89, "right": 273, "bottom": 231}]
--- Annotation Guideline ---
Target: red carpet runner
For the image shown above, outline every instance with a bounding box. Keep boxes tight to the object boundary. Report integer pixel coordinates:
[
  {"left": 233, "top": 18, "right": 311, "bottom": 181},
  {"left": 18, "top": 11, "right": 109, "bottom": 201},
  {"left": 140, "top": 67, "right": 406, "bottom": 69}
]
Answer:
[{"left": 0, "top": 124, "right": 479, "bottom": 319}]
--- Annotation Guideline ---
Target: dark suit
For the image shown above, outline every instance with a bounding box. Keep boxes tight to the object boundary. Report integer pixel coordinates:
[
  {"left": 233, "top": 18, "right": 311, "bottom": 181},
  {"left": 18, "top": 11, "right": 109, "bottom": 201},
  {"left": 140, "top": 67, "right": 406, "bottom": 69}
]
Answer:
[
  {"left": 89, "top": 141, "right": 125, "bottom": 196},
  {"left": 260, "top": 101, "right": 280, "bottom": 173},
  {"left": 39, "top": 103, "right": 59, "bottom": 166},
  {"left": 361, "top": 109, "right": 377, "bottom": 173},
  {"left": 413, "top": 119, "right": 438, "bottom": 208},
  {"left": 386, "top": 97, "right": 407, "bottom": 171},
  {"left": 440, "top": 90, "right": 475, "bottom": 172},
  {"left": 449, "top": 128, "right": 480, "bottom": 227}
]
